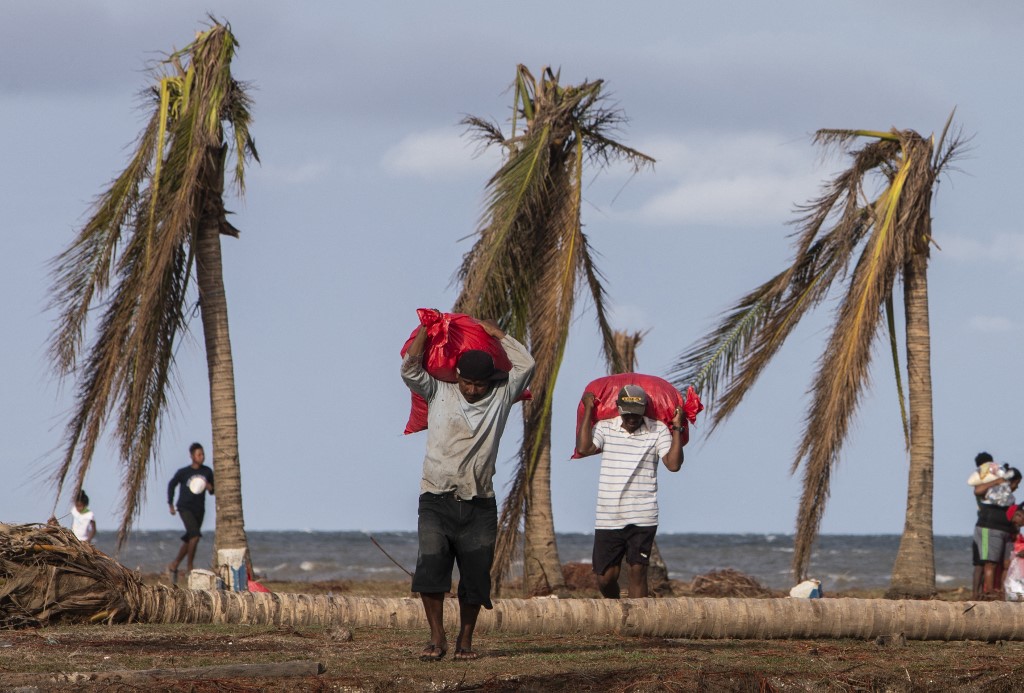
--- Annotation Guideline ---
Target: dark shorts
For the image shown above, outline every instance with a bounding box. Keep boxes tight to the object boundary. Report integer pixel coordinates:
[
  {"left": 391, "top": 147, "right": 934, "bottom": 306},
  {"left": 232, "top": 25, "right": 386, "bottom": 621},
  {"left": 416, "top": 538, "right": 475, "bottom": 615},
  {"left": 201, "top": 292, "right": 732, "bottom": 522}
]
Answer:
[
  {"left": 592, "top": 524, "right": 657, "bottom": 576},
  {"left": 178, "top": 508, "right": 205, "bottom": 541},
  {"left": 412, "top": 492, "right": 497, "bottom": 609},
  {"left": 974, "top": 526, "right": 1012, "bottom": 564}
]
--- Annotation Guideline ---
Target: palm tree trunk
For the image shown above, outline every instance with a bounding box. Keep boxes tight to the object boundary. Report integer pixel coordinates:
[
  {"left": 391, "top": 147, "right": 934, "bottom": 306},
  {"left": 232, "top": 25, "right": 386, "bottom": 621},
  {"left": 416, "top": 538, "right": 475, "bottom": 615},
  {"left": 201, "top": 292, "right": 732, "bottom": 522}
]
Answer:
[
  {"left": 646, "top": 542, "right": 672, "bottom": 595},
  {"left": 123, "top": 590, "right": 1024, "bottom": 640},
  {"left": 887, "top": 246, "right": 936, "bottom": 597},
  {"left": 522, "top": 404, "right": 566, "bottom": 595},
  {"left": 195, "top": 147, "right": 249, "bottom": 568}
]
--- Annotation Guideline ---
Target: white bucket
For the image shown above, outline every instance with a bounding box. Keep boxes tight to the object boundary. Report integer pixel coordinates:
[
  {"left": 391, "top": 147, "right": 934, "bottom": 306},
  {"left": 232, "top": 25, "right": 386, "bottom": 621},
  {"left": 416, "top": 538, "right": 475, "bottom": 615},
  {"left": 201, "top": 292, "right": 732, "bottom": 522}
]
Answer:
[
  {"left": 188, "top": 568, "right": 223, "bottom": 591},
  {"left": 217, "top": 548, "right": 249, "bottom": 592}
]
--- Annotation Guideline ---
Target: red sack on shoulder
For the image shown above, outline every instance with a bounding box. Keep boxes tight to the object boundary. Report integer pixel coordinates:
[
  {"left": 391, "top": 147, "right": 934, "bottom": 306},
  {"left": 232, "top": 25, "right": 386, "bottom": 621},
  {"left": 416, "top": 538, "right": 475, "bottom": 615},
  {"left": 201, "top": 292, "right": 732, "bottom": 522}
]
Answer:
[
  {"left": 401, "top": 309, "right": 531, "bottom": 434},
  {"left": 401, "top": 309, "right": 514, "bottom": 380},
  {"left": 571, "top": 373, "right": 703, "bottom": 458}
]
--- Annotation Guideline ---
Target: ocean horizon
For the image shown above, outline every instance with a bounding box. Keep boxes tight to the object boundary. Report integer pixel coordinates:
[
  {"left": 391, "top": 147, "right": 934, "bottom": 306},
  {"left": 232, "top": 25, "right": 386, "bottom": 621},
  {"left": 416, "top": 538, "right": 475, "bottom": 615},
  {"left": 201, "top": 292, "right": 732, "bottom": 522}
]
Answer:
[{"left": 86, "top": 530, "right": 973, "bottom": 592}]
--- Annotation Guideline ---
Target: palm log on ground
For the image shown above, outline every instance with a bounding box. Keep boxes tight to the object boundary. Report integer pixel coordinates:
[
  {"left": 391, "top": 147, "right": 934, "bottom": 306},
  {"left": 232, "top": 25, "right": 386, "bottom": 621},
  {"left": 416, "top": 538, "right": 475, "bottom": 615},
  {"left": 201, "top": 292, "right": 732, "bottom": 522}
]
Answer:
[{"left": 3, "top": 524, "right": 1023, "bottom": 641}]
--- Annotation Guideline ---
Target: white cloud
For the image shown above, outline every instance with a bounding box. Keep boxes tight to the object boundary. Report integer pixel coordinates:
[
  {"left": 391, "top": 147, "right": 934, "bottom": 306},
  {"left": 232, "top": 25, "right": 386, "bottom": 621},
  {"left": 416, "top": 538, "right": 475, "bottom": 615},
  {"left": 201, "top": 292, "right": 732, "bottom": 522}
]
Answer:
[
  {"left": 633, "top": 132, "right": 821, "bottom": 227},
  {"left": 968, "top": 315, "right": 1015, "bottom": 333},
  {"left": 381, "top": 129, "right": 501, "bottom": 180},
  {"left": 940, "top": 233, "right": 1024, "bottom": 268}
]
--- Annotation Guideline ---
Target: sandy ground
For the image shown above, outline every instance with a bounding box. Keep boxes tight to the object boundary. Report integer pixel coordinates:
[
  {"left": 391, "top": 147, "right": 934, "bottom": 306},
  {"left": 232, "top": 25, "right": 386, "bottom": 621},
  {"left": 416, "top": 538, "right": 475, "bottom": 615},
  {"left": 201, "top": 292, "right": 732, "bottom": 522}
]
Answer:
[
  {"left": 1, "top": 574, "right": 1022, "bottom": 691},
  {"left": 2, "top": 620, "right": 1023, "bottom": 692}
]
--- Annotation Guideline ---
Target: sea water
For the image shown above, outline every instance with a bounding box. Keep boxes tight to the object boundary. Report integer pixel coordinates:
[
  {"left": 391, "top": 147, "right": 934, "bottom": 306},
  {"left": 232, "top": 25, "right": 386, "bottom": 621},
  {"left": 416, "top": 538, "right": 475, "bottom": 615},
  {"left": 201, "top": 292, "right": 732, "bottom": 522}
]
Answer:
[{"left": 91, "top": 531, "right": 971, "bottom": 592}]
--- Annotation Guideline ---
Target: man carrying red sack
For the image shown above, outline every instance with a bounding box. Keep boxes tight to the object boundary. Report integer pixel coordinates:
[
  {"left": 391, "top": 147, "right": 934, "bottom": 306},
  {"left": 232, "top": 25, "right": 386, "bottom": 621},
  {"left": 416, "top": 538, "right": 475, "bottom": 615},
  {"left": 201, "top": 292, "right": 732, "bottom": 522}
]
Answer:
[
  {"left": 575, "top": 384, "right": 685, "bottom": 599},
  {"left": 401, "top": 316, "right": 534, "bottom": 661}
]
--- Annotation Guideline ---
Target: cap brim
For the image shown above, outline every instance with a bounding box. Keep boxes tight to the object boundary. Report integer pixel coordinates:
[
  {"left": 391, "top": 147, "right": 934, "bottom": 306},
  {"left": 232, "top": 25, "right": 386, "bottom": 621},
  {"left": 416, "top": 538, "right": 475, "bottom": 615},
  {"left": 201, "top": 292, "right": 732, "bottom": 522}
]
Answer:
[{"left": 617, "top": 406, "right": 646, "bottom": 416}]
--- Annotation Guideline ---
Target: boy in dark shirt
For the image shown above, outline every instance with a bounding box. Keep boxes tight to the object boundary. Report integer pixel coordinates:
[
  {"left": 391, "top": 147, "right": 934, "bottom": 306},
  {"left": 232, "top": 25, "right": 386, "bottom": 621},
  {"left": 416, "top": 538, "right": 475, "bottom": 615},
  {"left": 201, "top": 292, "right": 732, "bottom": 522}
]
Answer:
[{"left": 166, "top": 442, "right": 215, "bottom": 584}]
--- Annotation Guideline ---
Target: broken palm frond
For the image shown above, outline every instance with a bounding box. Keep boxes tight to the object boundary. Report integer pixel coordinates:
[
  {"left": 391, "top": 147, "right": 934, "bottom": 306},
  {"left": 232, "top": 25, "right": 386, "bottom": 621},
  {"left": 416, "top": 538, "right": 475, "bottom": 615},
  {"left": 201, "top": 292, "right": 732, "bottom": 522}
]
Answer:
[
  {"left": 0, "top": 523, "right": 145, "bottom": 628},
  {"left": 685, "top": 569, "right": 780, "bottom": 599}
]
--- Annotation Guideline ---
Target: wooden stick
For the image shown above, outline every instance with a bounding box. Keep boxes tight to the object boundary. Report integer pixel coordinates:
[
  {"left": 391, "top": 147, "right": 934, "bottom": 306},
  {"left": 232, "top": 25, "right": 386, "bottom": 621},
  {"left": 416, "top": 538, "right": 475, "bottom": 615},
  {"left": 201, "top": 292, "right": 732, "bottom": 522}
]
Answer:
[{"left": 368, "top": 534, "right": 414, "bottom": 578}]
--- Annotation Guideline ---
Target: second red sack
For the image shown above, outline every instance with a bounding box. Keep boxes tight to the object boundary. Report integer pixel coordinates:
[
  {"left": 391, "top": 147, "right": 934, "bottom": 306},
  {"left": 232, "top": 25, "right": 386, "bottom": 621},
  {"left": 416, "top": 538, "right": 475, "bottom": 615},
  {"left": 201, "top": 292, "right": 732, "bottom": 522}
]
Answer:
[{"left": 572, "top": 373, "right": 703, "bottom": 457}]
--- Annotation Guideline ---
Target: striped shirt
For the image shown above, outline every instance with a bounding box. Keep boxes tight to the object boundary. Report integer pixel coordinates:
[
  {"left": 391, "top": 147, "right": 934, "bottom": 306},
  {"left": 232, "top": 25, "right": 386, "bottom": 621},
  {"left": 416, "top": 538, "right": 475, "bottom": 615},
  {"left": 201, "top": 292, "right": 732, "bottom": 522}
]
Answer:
[{"left": 590, "top": 416, "right": 672, "bottom": 529}]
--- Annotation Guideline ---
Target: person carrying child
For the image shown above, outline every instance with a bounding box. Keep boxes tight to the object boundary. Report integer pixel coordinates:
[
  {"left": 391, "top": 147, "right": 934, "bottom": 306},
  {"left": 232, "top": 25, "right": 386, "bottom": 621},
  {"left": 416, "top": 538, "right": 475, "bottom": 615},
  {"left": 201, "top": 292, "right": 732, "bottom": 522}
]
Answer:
[{"left": 970, "top": 453, "right": 1021, "bottom": 599}]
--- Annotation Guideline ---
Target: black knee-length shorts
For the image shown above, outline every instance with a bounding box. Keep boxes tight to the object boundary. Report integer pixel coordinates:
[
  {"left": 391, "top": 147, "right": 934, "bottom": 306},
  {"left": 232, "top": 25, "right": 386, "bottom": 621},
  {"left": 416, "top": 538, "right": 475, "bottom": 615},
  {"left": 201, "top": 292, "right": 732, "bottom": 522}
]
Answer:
[{"left": 412, "top": 492, "right": 497, "bottom": 609}]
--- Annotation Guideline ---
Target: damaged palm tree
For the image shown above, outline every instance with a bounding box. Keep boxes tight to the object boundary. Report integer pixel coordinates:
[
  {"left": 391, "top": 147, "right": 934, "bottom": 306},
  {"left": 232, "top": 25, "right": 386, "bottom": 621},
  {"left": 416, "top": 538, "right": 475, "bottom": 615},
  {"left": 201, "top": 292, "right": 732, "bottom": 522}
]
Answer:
[
  {"left": 5, "top": 523, "right": 1024, "bottom": 641},
  {"left": 46, "top": 20, "right": 257, "bottom": 563},
  {"left": 671, "top": 117, "right": 965, "bottom": 597},
  {"left": 456, "top": 66, "right": 654, "bottom": 595}
]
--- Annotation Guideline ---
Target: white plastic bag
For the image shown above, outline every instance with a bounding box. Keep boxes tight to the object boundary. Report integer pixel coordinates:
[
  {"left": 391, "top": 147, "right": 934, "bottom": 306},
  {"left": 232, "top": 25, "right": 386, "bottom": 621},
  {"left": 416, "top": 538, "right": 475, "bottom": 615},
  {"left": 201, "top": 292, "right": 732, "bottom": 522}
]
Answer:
[
  {"left": 789, "top": 579, "right": 822, "bottom": 598},
  {"left": 1004, "top": 558, "right": 1024, "bottom": 601}
]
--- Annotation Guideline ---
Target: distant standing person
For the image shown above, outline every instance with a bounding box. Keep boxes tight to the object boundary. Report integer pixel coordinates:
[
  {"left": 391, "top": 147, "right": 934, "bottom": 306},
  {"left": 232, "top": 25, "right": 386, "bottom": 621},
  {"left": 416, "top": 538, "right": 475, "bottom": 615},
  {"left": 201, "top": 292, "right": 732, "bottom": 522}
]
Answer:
[
  {"left": 71, "top": 490, "right": 97, "bottom": 544},
  {"left": 167, "top": 442, "right": 215, "bottom": 584},
  {"left": 971, "top": 455, "right": 1018, "bottom": 599},
  {"left": 968, "top": 451, "right": 997, "bottom": 599},
  {"left": 401, "top": 317, "right": 534, "bottom": 662},
  {"left": 575, "top": 384, "right": 685, "bottom": 599}
]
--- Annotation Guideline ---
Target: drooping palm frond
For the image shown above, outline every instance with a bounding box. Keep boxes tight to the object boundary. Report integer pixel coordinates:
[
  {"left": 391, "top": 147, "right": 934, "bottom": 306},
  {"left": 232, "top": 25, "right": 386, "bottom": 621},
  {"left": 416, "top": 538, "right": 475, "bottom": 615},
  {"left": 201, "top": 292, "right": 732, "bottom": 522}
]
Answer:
[
  {"left": 582, "top": 236, "right": 627, "bottom": 377},
  {"left": 668, "top": 133, "right": 891, "bottom": 415},
  {"left": 455, "top": 65, "right": 652, "bottom": 592},
  {"left": 670, "top": 120, "right": 965, "bottom": 583},
  {"left": 46, "top": 21, "right": 257, "bottom": 547},
  {"left": 884, "top": 295, "right": 911, "bottom": 450},
  {"left": 670, "top": 208, "right": 869, "bottom": 432},
  {"left": 48, "top": 113, "right": 162, "bottom": 376}
]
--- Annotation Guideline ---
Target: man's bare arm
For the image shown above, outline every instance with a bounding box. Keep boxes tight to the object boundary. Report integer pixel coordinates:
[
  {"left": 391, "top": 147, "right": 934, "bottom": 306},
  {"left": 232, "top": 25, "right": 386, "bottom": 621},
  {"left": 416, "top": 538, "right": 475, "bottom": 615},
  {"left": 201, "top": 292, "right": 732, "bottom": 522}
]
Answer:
[
  {"left": 406, "top": 325, "right": 428, "bottom": 357},
  {"left": 661, "top": 406, "right": 685, "bottom": 472},
  {"left": 575, "top": 393, "right": 600, "bottom": 457}
]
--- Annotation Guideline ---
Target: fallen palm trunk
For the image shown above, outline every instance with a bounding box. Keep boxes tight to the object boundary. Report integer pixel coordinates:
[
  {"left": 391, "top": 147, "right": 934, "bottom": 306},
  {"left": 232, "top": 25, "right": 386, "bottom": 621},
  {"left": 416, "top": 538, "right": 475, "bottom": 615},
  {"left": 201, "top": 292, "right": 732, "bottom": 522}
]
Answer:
[
  {"left": 132, "top": 590, "right": 1024, "bottom": 641},
  {"left": 4, "top": 523, "right": 1023, "bottom": 641}
]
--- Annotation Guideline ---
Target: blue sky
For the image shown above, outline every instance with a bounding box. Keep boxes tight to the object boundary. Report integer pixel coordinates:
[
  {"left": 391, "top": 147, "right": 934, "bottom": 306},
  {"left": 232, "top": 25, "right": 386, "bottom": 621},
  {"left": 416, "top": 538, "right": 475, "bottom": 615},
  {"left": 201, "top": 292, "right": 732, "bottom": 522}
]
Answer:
[{"left": 2, "top": 1, "right": 1022, "bottom": 543}]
